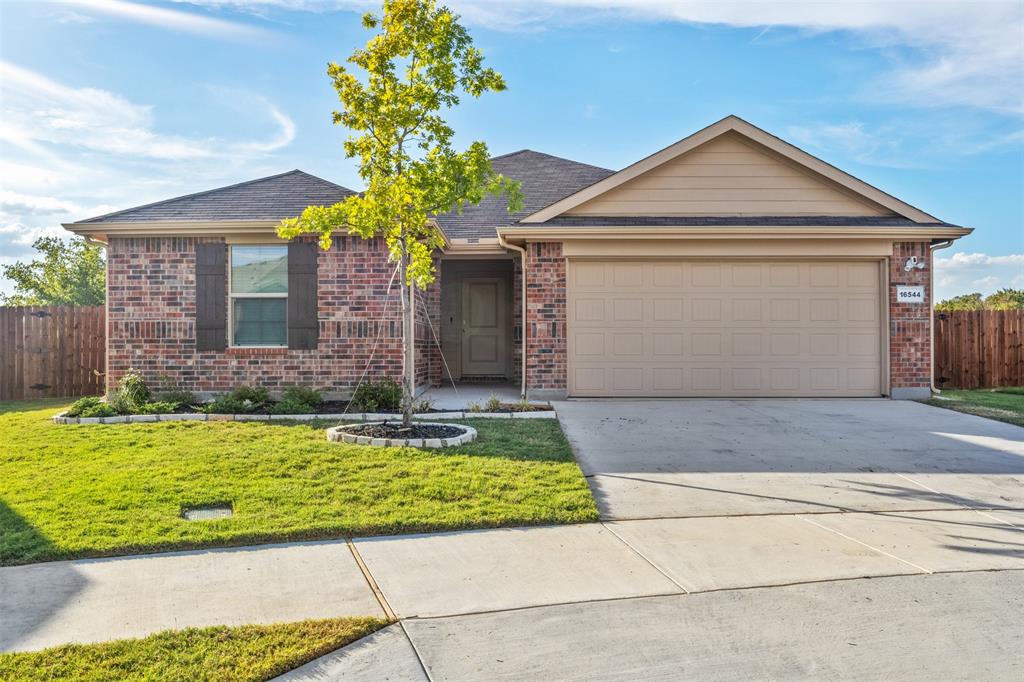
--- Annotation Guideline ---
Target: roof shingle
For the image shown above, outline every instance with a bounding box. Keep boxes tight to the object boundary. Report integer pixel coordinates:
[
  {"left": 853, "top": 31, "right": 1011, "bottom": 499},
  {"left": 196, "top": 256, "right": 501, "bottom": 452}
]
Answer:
[
  {"left": 75, "top": 170, "right": 356, "bottom": 224},
  {"left": 432, "top": 150, "right": 614, "bottom": 239}
]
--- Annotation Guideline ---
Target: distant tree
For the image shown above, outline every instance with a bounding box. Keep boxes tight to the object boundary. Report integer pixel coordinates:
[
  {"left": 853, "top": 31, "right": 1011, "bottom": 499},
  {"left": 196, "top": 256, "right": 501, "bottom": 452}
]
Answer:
[
  {"left": 936, "top": 289, "right": 1024, "bottom": 312},
  {"left": 935, "top": 292, "right": 984, "bottom": 312},
  {"left": 277, "top": 0, "right": 521, "bottom": 427},
  {"left": 1, "top": 237, "right": 105, "bottom": 306},
  {"left": 983, "top": 288, "right": 1024, "bottom": 310}
]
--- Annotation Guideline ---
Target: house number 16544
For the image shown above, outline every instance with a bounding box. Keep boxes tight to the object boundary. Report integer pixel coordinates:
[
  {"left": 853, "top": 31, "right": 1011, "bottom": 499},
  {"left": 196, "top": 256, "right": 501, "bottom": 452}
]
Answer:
[{"left": 896, "top": 286, "right": 925, "bottom": 303}]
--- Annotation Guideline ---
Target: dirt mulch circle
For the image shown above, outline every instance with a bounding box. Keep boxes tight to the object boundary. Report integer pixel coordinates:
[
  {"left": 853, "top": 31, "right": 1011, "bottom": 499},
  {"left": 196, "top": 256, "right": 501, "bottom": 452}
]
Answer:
[{"left": 339, "top": 422, "right": 466, "bottom": 439}]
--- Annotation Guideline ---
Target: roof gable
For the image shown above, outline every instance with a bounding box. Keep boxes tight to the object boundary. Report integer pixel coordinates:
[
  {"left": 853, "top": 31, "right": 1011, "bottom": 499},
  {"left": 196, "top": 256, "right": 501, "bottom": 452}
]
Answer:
[
  {"left": 75, "top": 170, "right": 355, "bottom": 224},
  {"left": 522, "top": 116, "right": 940, "bottom": 224}
]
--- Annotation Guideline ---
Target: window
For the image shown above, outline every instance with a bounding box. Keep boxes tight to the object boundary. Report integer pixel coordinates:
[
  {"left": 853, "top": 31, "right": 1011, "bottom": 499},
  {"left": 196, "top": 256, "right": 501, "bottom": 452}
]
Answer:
[{"left": 229, "top": 245, "right": 287, "bottom": 346}]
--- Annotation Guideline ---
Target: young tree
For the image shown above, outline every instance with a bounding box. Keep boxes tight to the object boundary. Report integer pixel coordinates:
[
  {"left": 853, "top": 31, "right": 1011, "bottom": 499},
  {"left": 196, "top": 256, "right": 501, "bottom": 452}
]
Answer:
[
  {"left": 1, "top": 236, "right": 105, "bottom": 306},
  {"left": 983, "top": 288, "right": 1024, "bottom": 310},
  {"left": 936, "top": 289, "right": 1024, "bottom": 312},
  {"left": 935, "top": 292, "right": 984, "bottom": 312},
  {"left": 277, "top": 0, "right": 521, "bottom": 427}
]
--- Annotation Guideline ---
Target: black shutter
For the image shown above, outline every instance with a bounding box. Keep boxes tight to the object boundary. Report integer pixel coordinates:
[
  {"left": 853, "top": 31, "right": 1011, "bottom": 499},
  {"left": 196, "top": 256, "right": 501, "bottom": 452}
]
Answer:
[
  {"left": 195, "top": 242, "right": 226, "bottom": 351},
  {"left": 288, "top": 241, "right": 319, "bottom": 350}
]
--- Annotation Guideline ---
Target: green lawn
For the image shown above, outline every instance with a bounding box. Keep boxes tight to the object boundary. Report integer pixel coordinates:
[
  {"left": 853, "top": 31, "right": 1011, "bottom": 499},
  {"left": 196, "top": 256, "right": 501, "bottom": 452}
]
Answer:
[
  {"left": 0, "top": 617, "right": 387, "bottom": 682},
  {"left": 922, "top": 387, "right": 1024, "bottom": 427},
  {"left": 0, "top": 399, "right": 597, "bottom": 566}
]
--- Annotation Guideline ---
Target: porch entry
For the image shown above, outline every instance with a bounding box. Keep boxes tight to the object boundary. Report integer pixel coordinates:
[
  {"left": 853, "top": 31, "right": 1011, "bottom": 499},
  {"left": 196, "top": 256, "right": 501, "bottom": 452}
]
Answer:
[{"left": 441, "top": 259, "right": 514, "bottom": 381}]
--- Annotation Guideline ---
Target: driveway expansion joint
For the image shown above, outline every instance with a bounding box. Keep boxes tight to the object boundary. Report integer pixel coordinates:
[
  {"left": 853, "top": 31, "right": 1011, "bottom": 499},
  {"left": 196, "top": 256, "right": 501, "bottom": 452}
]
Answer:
[
  {"left": 346, "top": 539, "right": 396, "bottom": 621},
  {"left": 600, "top": 522, "right": 691, "bottom": 593},
  {"left": 797, "top": 515, "right": 935, "bottom": 575}
]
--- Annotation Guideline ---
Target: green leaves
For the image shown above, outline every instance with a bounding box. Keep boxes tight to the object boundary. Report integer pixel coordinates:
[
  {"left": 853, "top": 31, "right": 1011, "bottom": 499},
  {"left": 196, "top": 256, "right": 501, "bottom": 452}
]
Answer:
[
  {"left": 935, "top": 289, "right": 1024, "bottom": 312},
  {"left": 1, "top": 237, "right": 106, "bottom": 306},
  {"left": 276, "top": 0, "right": 522, "bottom": 288}
]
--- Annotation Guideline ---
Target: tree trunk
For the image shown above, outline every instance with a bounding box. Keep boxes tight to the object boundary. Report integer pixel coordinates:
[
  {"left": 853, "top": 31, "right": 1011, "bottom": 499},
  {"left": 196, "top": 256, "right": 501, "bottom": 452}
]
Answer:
[{"left": 399, "top": 251, "right": 415, "bottom": 428}]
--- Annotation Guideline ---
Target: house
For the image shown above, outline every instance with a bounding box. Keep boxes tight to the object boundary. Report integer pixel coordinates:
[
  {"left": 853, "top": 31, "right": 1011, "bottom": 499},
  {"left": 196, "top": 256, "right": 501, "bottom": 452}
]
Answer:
[{"left": 65, "top": 116, "right": 971, "bottom": 400}]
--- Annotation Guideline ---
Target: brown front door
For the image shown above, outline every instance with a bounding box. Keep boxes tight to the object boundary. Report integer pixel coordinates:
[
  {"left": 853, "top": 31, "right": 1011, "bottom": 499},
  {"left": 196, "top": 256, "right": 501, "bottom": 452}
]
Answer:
[{"left": 461, "top": 277, "right": 507, "bottom": 376}]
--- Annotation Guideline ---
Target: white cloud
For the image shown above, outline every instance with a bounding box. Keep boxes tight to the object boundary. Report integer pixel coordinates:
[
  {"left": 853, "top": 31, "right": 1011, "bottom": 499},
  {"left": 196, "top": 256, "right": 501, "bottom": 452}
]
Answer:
[
  {"left": 935, "top": 252, "right": 1024, "bottom": 270},
  {"left": 60, "top": 0, "right": 270, "bottom": 41},
  {"left": 178, "top": 1, "right": 1024, "bottom": 115},
  {"left": 786, "top": 121, "right": 908, "bottom": 167},
  {"left": 971, "top": 275, "right": 1001, "bottom": 289},
  {"left": 0, "top": 61, "right": 296, "bottom": 161},
  {"left": 934, "top": 251, "right": 1024, "bottom": 300},
  {"left": 0, "top": 62, "right": 299, "bottom": 297}
]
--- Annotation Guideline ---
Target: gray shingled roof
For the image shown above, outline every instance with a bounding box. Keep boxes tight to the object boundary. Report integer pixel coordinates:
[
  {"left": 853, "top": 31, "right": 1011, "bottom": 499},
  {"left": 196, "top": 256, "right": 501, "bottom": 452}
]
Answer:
[
  {"left": 75, "top": 170, "right": 355, "bottom": 223},
  {"left": 524, "top": 216, "right": 965, "bottom": 228},
  {"left": 432, "top": 150, "right": 614, "bottom": 239}
]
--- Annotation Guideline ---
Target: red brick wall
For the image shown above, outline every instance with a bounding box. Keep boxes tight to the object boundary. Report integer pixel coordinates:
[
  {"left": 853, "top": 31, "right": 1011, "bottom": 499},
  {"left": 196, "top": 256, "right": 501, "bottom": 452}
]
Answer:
[
  {"left": 512, "top": 257, "right": 523, "bottom": 383},
  {"left": 889, "top": 241, "right": 932, "bottom": 393},
  {"left": 414, "top": 257, "right": 443, "bottom": 389},
  {"left": 525, "top": 242, "right": 567, "bottom": 391},
  {"left": 106, "top": 235, "right": 406, "bottom": 397}
]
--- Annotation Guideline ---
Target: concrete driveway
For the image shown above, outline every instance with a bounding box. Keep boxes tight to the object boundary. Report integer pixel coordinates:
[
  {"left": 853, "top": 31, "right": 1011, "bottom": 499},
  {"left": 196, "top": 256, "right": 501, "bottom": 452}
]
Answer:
[{"left": 555, "top": 399, "right": 1024, "bottom": 520}]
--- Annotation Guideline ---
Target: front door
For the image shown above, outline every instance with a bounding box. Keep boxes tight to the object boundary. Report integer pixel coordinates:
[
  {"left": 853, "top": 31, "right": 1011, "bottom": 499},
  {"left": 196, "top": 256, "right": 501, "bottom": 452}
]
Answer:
[{"left": 461, "top": 277, "right": 507, "bottom": 377}]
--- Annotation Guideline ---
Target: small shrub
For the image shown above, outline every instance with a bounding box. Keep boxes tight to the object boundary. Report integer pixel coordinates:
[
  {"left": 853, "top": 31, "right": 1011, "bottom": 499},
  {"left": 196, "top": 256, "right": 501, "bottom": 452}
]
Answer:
[
  {"left": 158, "top": 389, "right": 199, "bottom": 408},
  {"left": 66, "top": 396, "right": 116, "bottom": 418},
  {"left": 413, "top": 398, "right": 434, "bottom": 413},
  {"left": 281, "top": 386, "right": 323, "bottom": 408},
  {"left": 138, "top": 401, "right": 181, "bottom": 415},
  {"left": 350, "top": 379, "right": 402, "bottom": 412},
  {"left": 107, "top": 389, "right": 134, "bottom": 415},
  {"left": 510, "top": 397, "right": 533, "bottom": 412},
  {"left": 484, "top": 394, "right": 503, "bottom": 412},
  {"left": 229, "top": 385, "right": 270, "bottom": 406},
  {"left": 466, "top": 400, "right": 483, "bottom": 413},
  {"left": 268, "top": 397, "right": 315, "bottom": 415},
  {"left": 203, "top": 396, "right": 253, "bottom": 414},
  {"left": 117, "top": 370, "right": 151, "bottom": 410}
]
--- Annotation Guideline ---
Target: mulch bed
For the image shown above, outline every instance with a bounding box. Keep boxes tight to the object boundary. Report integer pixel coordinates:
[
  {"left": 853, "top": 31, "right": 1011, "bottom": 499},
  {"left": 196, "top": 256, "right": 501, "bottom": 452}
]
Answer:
[{"left": 339, "top": 422, "right": 466, "bottom": 439}]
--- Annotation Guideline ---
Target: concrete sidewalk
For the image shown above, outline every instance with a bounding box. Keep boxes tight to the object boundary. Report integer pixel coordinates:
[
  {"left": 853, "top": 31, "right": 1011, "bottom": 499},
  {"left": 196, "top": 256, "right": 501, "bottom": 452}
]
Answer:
[
  {"left": 7, "top": 508, "right": 1020, "bottom": 654},
  {"left": 279, "top": 571, "right": 1024, "bottom": 681},
  {"left": 0, "top": 540, "right": 384, "bottom": 653}
]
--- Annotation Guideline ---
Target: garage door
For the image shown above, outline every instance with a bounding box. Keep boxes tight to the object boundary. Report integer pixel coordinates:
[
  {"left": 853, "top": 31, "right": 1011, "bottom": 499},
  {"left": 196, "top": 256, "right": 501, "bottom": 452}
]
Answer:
[{"left": 567, "top": 260, "right": 882, "bottom": 397}]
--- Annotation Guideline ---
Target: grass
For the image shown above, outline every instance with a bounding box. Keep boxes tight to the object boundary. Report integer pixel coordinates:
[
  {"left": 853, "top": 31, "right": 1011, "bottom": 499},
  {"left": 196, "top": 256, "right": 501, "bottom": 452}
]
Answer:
[
  {"left": 922, "top": 387, "right": 1024, "bottom": 427},
  {"left": 0, "top": 399, "right": 598, "bottom": 566},
  {"left": 0, "top": 617, "right": 387, "bottom": 682}
]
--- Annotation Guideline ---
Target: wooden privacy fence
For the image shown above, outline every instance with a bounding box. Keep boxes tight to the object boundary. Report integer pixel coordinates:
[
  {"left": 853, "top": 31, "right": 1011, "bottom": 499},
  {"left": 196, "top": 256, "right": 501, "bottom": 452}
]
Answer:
[
  {"left": 934, "top": 310, "right": 1024, "bottom": 389},
  {"left": 0, "top": 306, "right": 105, "bottom": 401}
]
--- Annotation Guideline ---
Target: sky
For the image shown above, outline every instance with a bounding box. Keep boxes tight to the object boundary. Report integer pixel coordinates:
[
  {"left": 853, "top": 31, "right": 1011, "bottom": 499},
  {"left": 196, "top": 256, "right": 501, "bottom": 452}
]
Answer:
[{"left": 1, "top": 0, "right": 1022, "bottom": 301}]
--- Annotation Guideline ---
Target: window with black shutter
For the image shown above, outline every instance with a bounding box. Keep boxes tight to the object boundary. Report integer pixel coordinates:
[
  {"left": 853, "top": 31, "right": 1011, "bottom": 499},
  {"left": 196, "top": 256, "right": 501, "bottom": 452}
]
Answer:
[
  {"left": 287, "top": 241, "right": 319, "bottom": 350},
  {"left": 195, "top": 242, "right": 227, "bottom": 351}
]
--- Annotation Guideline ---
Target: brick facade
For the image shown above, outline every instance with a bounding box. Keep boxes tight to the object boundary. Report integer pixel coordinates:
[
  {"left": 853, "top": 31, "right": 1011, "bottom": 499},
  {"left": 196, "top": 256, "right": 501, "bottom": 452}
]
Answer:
[
  {"left": 888, "top": 241, "right": 933, "bottom": 396},
  {"left": 525, "top": 242, "right": 567, "bottom": 392},
  {"left": 512, "top": 257, "right": 523, "bottom": 383},
  {"left": 106, "top": 235, "right": 423, "bottom": 398},
  {"left": 108, "top": 235, "right": 934, "bottom": 400},
  {"left": 414, "top": 257, "right": 444, "bottom": 389}
]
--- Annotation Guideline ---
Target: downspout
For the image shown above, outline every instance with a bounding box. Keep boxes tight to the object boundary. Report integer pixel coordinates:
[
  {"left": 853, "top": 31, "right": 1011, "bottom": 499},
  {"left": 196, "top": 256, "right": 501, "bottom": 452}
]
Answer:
[
  {"left": 929, "top": 239, "right": 955, "bottom": 395},
  {"left": 498, "top": 232, "right": 528, "bottom": 399}
]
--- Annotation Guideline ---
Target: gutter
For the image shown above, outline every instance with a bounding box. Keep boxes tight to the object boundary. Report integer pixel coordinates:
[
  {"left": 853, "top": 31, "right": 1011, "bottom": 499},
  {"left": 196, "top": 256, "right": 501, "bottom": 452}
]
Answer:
[
  {"left": 929, "top": 239, "right": 956, "bottom": 395},
  {"left": 498, "top": 225, "right": 973, "bottom": 241},
  {"left": 497, "top": 231, "right": 528, "bottom": 399}
]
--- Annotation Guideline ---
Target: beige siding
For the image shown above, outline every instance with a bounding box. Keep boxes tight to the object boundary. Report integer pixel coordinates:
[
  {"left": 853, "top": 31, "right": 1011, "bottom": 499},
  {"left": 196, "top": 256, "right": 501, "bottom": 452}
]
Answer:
[
  {"left": 567, "top": 259, "right": 883, "bottom": 397},
  {"left": 567, "top": 133, "right": 893, "bottom": 217}
]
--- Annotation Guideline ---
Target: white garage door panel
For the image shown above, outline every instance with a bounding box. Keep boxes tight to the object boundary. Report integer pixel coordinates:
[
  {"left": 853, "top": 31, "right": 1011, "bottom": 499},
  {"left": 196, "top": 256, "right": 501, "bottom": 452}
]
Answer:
[{"left": 568, "top": 261, "right": 882, "bottom": 397}]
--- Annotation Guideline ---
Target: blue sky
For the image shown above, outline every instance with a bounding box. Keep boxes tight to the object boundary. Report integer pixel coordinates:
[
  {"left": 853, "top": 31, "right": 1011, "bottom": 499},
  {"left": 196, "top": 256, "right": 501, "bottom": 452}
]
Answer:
[{"left": 1, "top": 0, "right": 1022, "bottom": 300}]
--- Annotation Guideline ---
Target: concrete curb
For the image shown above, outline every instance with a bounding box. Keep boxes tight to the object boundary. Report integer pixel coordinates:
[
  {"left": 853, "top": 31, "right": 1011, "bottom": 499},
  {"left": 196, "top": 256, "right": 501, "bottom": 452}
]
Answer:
[
  {"left": 326, "top": 422, "right": 478, "bottom": 448},
  {"left": 52, "top": 410, "right": 557, "bottom": 425}
]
